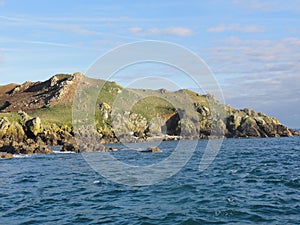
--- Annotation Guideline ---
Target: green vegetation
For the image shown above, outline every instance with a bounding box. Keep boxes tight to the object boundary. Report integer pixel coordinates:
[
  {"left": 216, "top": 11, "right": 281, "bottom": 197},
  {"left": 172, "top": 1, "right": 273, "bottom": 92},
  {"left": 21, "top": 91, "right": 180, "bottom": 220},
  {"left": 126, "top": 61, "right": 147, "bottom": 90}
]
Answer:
[
  {"left": 0, "top": 112, "right": 22, "bottom": 123},
  {"left": 131, "top": 96, "right": 175, "bottom": 121},
  {"left": 28, "top": 104, "right": 72, "bottom": 127}
]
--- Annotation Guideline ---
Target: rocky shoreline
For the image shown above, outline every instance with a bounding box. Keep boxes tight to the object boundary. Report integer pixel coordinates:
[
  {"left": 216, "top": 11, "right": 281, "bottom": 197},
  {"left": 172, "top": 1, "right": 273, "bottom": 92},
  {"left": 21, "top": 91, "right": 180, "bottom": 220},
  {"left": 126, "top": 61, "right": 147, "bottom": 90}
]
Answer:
[
  {"left": 0, "top": 110, "right": 299, "bottom": 157},
  {"left": 1, "top": 73, "right": 299, "bottom": 157}
]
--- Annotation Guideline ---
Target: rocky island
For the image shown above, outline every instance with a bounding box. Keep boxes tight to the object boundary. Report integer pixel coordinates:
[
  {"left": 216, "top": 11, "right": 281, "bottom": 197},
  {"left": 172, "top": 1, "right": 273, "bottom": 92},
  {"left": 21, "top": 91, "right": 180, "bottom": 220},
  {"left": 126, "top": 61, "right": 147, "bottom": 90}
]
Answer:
[{"left": 0, "top": 73, "right": 299, "bottom": 157}]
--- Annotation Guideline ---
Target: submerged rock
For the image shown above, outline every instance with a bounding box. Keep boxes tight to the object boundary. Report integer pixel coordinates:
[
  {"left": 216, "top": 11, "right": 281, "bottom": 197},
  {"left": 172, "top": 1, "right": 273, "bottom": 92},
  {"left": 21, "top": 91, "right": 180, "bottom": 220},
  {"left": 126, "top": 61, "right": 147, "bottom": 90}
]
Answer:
[
  {"left": 141, "top": 146, "right": 162, "bottom": 153},
  {"left": 62, "top": 141, "right": 79, "bottom": 153}
]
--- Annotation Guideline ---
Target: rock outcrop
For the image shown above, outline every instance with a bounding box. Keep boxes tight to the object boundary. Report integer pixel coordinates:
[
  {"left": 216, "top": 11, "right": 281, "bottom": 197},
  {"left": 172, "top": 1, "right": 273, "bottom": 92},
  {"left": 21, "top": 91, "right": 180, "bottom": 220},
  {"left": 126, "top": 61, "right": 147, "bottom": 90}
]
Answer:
[
  {"left": 0, "top": 73, "right": 83, "bottom": 112},
  {"left": 140, "top": 147, "right": 162, "bottom": 153},
  {"left": 224, "top": 108, "right": 294, "bottom": 138},
  {"left": 0, "top": 112, "right": 79, "bottom": 155}
]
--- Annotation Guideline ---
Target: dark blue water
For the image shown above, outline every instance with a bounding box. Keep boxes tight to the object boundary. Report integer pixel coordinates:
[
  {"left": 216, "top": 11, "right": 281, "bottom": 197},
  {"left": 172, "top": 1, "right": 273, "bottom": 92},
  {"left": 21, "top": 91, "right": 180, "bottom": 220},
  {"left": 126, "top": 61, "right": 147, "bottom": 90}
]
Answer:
[{"left": 1, "top": 137, "right": 300, "bottom": 224}]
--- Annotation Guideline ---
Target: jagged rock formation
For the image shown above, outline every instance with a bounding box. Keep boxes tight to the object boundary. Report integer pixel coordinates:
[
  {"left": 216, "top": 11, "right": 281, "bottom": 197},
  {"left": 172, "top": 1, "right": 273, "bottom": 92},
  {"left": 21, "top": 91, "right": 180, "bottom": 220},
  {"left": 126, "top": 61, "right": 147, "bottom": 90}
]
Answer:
[
  {"left": 0, "top": 73, "right": 83, "bottom": 112},
  {"left": 0, "top": 113, "right": 53, "bottom": 154}
]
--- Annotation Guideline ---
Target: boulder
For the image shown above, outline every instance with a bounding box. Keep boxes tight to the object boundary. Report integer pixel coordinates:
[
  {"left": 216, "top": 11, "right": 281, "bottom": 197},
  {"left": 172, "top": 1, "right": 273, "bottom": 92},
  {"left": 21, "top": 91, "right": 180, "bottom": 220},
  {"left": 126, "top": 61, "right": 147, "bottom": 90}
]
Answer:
[
  {"left": 99, "top": 102, "right": 111, "bottom": 121},
  {"left": 18, "top": 111, "right": 31, "bottom": 121},
  {"left": 0, "top": 152, "right": 13, "bottom": 159},
  {"left": 243, "top": 108, "right": 257, "bottom": 117},
  {"left": 141, "top": 146, "right": 162, "bottom": 153},
  {"left": 6, "top": 122, "right": 25, "bottom": 142},
  {"left": 0, "top": 117, "right": 10, "bottom": 131},
  {"left": 1, "top": 140, "right": 53, "bottom": 155},
  {"left": 62, "top": 142, "right": 79, "bottom": 152},
  {"left": 238, "top": 116, "right": 261, "bottom": 137},
  {"left": 0, "top": 117, "right": 10, "bottom": 138},
  {"left": 25, "top": 117, "right": 43, "bottom": 137},
  {"left": 276, "top": 124, "right": 293, "bottom": 137}
]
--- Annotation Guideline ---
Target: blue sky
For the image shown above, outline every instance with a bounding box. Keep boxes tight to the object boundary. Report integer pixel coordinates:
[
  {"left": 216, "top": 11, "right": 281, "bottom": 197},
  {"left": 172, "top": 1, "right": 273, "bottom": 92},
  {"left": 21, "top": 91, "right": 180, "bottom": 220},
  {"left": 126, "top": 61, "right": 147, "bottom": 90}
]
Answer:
[{"left": 1, "top": 0, "right": 300, "bottom": 127}]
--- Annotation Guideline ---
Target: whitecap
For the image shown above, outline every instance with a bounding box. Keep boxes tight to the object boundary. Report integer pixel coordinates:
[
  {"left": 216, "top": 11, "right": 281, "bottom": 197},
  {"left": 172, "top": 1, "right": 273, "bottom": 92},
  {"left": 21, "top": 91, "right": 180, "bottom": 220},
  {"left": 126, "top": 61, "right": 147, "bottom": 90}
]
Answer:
[
  {"left": 52, "top": 150, "right": 76, "bottom": 154},
  {"left": 12, "top": 154, "right": 32, "bottom": 158}
]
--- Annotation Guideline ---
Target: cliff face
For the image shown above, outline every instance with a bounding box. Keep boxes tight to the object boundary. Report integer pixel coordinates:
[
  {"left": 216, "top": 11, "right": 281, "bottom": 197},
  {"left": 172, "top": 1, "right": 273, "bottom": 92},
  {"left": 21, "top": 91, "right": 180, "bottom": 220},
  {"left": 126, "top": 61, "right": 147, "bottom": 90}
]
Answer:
[{"left": 0, "top": 73, "right": 299, "bottom": 154}]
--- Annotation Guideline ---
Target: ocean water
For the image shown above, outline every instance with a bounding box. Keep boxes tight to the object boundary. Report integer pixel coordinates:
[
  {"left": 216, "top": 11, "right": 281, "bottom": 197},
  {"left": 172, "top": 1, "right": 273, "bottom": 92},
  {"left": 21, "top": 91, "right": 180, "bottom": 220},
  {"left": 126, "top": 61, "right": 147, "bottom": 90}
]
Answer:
[{"left": 1, "top": 137, "right": 300, "bottom": 224}]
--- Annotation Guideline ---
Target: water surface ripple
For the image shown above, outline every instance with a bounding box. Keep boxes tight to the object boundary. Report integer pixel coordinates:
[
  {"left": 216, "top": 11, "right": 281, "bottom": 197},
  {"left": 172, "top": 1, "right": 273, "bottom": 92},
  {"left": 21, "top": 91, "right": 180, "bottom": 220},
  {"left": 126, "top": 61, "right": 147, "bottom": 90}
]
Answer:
[{"left": 1, "top": 137, "right": 299, "bottom": 224}]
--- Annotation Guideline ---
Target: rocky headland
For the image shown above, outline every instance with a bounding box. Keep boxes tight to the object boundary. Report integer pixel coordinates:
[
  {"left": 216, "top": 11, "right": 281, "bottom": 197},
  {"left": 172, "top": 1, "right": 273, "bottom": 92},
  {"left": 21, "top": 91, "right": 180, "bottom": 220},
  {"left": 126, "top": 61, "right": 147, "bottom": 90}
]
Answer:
[{"left": 0, "top": 73, "right": 299, "bottom": 156}]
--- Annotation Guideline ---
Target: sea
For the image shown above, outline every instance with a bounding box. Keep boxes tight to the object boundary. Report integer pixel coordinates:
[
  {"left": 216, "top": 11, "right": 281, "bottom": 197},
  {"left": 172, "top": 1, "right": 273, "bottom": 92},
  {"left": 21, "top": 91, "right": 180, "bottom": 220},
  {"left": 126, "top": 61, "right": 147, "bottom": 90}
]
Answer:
[{"left": 1, "top": 136, "right": 299, "bottom": 224}]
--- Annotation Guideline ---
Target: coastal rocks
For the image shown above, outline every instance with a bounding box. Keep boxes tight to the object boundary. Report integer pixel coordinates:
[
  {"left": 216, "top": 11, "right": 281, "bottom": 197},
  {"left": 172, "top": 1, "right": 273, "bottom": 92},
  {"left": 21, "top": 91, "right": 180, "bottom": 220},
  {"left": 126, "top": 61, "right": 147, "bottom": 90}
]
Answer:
[
  {"left": 0, "top": 139, "right": 53, "bottom": 155},
  {"left": 112, "top": 112, "right": 148, "bottom": 140},
  {"left": 140, "top": 146, "right": 162, "bottom": 153},
  {"left": 74, "top": 126, "right": 108, "bottom": 152},
  {"left": 128, "top": 113, "right": 148, "bottom": 137},
  {"left": 0, "top": 117, "right": 10, "bottom": 137},
  {"left": 6, "top": 121, "right": 26, "bottom": 142},
  {"left": 1, "top": 72, "right": 299, "bottom": 155},
  {"left": 224, "top": 109, "right": 293, "bottom": 138},
  {"left": 99, "top": 102, "right": 111, "bottom": 121},
  {"left": 146, "top": 116, "right": 166, "bottom": 136},
  {"left": 62, "top": 142, "right": 79, "bottom": 153},
  {"left": 162, "top": 135, "right": 181, "bottom": 141},
  {"left": 25, "top": 117, "right": 43, "bottom": 138},
  {"left": 194, "top": 104, "right": 210, "bottom": 117},
  {"left": 238, "top": 116, "right": 261, "bottom": 137},
  {"left": 19, "top": 110, "right": 31, "bottom": 121},
  {"left": 0, "top": 115, "right": 78, "bottom": 154},
  {"left": 0, "top": 117, "right": 26, "bottom": 142},
  {"left": 177, "top": 118, "right": 199, "bottom": 138},
  {"left": 0, "top": 152, "right": 13, "bottom": 159},
  {"left": 211, "top": 119, "right": 227, "bottom": 137},
  {"left": 40, "top": 123, "right": 73, "bottom": 146}
]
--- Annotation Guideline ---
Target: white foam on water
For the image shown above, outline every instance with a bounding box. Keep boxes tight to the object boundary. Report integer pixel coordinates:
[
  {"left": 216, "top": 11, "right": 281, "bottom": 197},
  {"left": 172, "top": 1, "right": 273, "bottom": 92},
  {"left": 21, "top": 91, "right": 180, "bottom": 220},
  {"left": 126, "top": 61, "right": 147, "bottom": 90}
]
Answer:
[
  {"left": 52, "top": 150, "right": 76, "bottom": 154},
  {"left": 12, "top": 154, "right": 32, "bottom": 158}
]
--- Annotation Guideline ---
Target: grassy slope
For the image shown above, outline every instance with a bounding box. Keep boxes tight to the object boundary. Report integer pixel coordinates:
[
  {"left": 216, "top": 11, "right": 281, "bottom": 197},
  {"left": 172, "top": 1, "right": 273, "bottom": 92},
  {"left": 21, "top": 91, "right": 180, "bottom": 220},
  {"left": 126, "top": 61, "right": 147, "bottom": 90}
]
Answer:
[{"left": 0, "top": 78, "right": 213, "bottom": 128}]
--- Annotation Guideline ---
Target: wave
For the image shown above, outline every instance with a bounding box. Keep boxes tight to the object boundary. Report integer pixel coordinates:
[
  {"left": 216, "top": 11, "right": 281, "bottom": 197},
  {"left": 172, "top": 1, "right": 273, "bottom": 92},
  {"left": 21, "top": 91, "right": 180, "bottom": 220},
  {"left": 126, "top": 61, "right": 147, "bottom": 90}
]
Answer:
[{"left": 52, "top": 150, "right": 76, "bottom": 154}]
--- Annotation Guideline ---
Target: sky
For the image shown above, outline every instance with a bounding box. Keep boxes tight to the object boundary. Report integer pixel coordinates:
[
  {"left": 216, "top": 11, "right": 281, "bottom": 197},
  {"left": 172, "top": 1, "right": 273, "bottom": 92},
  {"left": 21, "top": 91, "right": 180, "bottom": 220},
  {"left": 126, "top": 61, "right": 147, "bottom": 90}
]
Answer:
[{"left": 0, "top": 0, "right": 300, "bottom": 127}]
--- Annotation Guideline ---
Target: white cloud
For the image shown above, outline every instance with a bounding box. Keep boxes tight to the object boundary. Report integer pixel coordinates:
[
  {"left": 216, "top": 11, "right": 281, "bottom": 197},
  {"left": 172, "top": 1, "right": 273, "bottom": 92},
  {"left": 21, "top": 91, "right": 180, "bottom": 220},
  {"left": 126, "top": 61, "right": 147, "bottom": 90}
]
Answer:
[
  {"left": 24, "top": 40, "right": 75, "bottom": 48},
  {"left": 128, "top": 27, "right": 142, "bottom": 33},
  {"left": 232, "top": 0, "right": 275, "bottom": 10},
  {"left": 207, "top": 24, "right": 264, "bottom": 33},
  {"left": 232, "top": 0, "right": 300, "bottom": 12},
  {"left": 206, "top": 36, "right": 300, "bottom": 127},
  {"left": 128, "top": 26, "right": 194, "bottom": 37},
  {"left": 0, "top": 15, "right": 26, "bottom": 22},
  {"left": 210, "top": 37, "right": 300, "bottom": 70},
  {"left": 53, "top": 25, "right": 98, "bottom": 36},
  {"left": 148, "top": 27, "right": 194, "bottom": 36}
]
